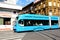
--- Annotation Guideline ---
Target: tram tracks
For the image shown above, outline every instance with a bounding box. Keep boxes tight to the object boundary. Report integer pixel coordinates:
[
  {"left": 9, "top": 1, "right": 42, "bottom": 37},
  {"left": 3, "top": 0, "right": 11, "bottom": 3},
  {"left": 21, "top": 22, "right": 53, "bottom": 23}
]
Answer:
[{"left": 35, "top": 31, "right": 60, "bottom": 40}]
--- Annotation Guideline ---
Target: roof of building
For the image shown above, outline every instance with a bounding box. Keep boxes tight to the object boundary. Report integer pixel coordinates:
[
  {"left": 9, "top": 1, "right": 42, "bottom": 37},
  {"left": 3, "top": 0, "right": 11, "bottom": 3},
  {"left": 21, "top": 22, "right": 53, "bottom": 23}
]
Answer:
[
  {"left": 34, "top": 0, "right": 45, "bottom": 6},
  {"left": 0, "top": 2, "right": 22, "bottom": 10},
  {"left": 22, "top": 2, "right": 34, "bottom": 10}
]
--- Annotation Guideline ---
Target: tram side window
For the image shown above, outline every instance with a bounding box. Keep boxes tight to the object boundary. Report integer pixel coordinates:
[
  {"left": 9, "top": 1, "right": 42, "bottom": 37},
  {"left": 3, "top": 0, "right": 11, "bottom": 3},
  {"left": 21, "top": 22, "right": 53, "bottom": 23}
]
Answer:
[
  {"left": 24, "top": 20, "right": 49, "bottom": 26},
  {"left": 24, "top": 20, "right": 33, "bottom": 26},
  {"left": 18, "top": 20, "right": 24, "bottom": 26},
  {"left": 51, "top": 20, "right": 58, "bottom": 25},
  {"left": 42, "top": 20, "right": 49, "bottom": 25},
  {"left": 18, "top": 20, "right": 58, "bottom": 26},
  {"left": 16, "top": 16, "right": 18, "bottom": 19}
]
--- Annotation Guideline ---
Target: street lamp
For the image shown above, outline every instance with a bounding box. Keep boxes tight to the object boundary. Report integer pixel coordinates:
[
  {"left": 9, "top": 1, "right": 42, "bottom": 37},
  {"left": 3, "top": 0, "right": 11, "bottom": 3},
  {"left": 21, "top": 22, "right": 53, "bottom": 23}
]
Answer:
[{"left": 49, "top": 11, "right": 52, "bottom": 29}]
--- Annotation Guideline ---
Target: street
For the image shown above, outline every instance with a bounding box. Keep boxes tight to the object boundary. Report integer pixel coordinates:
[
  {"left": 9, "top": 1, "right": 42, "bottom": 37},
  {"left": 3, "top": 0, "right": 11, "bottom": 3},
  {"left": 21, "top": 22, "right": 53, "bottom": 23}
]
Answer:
[
  {"left": 0, "top": 29, "right": 60, "bottom": 40},
  {"left": 23, "top": 29, "right": 60, "bottom": 40},
  {"left": 0, "top": 31, "right": 26, "bottom": 40}
]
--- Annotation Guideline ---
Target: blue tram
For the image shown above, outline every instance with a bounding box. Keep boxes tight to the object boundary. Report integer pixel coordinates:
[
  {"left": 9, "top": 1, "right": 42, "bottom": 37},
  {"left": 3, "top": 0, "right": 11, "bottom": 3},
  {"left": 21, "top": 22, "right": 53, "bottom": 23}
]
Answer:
[{"left": 13, "top": 14, "right": 59, "bottom": 32}]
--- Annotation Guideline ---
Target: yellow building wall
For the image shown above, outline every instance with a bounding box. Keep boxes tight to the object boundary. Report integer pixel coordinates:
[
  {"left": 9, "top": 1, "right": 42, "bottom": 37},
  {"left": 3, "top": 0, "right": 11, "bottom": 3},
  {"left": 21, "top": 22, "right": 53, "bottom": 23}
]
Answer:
[{"left": 33, "top": 0, "right": 60, "bottom": 16}]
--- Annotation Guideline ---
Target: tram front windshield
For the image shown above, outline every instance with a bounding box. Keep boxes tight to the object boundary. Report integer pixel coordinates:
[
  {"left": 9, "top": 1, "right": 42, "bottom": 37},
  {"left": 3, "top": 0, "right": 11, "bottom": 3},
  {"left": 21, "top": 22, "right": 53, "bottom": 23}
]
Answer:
[{"left": 18, "top": 20, "right": 58, "bottom": 26}]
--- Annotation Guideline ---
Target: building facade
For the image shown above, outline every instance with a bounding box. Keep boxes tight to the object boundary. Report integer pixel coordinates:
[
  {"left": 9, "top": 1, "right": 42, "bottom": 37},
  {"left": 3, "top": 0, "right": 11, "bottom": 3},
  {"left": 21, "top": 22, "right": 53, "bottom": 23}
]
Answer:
[
  {"left": 0, "top": 0, "right": 17, "bottom": 5},
  {"left": 34, "top": 0, "right": 40, "bottom": 3},
  {"left": 21, "top": 0, "right": 60, "bottom": 16},
  {"left": 0, "top": 1, "right": 22, "bottom": 31},
  {"left": 33, "top": 0, "right": 60, "bottom": 16},
  {"left": 21, "top": 2, "right": 34, "bottom": 14}
]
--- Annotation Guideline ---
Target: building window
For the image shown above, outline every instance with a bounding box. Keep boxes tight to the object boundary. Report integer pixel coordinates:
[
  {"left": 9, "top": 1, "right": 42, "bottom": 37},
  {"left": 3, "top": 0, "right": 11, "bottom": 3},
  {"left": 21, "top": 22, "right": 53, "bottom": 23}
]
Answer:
[
  {"left": 0, "top": 18, "right": 11, "bottom": 25},
  {"left": 58, "top": 3, "right": 59, "bottom": 7},
  {"left": 54, "top": 8, "right": 56, "bottom": 14},
  {"left": 4, "top": 18, "right": 11, "bottom": 25},
  {"left": 49, "top": 10, "right": 52, "bottom": 16},
  {"left": 54, "top": 2, "right": 56, "bottom": 6},
  {"left": 44, "top": 4, "right": 45, "bottom": 7},
  {"left": 0, "top": 18, "right": 3, "bottom": 25},
  {"left": 48, "top": 2, "right": 52, "bottom": 6},
  {"left": 58, "top": 8, "right": 60, "bottom": 15},
  {"left": 41, "top": 2, "right": 42, "bottom": 4},
  {"left": 38, "top": 6, "right": 40, "bottom": 9}
]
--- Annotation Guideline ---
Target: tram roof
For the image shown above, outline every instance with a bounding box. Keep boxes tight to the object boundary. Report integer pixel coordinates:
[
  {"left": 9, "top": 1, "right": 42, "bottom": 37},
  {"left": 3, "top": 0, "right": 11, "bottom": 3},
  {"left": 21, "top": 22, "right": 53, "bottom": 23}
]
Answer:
[{"left": 18, "top": 14, "right": 58, "bottom": 20}]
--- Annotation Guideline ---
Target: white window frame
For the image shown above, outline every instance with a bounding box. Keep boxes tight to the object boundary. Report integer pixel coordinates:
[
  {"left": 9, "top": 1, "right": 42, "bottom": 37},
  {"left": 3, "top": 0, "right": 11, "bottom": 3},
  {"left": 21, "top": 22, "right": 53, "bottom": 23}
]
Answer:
[
  {"left": 48, "top": 2, "right": 52, "bottom": 6},
  {"left": 54, "top": 2, "right": 56, "bottom": 6}
]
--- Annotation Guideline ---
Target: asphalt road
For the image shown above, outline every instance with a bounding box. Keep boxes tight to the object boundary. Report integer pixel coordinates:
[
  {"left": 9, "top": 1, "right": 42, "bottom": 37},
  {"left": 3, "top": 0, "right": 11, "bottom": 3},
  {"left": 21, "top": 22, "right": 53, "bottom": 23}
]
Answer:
[
  {"left": 0, "top": 29, "right": 60, "bottom": 40},
  {"left": 22, "top": 29, "right": 60, "bottom": 40}
]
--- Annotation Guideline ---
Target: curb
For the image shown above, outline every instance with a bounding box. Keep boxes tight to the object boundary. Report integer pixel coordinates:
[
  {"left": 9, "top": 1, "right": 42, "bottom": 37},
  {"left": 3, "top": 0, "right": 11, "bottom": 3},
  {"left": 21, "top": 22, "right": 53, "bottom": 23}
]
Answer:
[{"left": 0, "top": 28, "right": 12, "bottom": 31}]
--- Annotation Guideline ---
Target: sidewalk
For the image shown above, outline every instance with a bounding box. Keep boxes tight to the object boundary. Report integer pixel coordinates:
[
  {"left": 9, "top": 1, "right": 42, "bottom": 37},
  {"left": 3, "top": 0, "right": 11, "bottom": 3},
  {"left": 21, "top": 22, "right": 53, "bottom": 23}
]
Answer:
[
  {"left": 0, "top": 25, "right": 13, "bottom": 31},
  {"left": 0, "top": 31, "right": 26, "bottom": 40}
]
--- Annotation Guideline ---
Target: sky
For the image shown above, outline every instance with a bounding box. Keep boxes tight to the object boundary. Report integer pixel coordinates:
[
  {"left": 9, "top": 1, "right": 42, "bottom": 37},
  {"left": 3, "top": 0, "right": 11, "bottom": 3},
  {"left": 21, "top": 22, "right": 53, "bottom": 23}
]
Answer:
[{"left": 16, "top": 0, "right": 34, "bottom": 7}]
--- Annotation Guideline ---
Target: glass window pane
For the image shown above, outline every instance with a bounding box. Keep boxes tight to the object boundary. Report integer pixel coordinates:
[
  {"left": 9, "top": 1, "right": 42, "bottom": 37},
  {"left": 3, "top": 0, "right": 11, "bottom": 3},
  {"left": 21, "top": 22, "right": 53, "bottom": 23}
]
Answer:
[
  {"left": 0, "top": 18, "right": 3, "bottom": 25},
  {"left": 24, "top": 20, "right": 49, "bottom": 26},
  {"left": 18, "top": 20, "right": 24, "bottom": 26},
  {"left": 48, "top": 2, "right": 52, "bottom": 6},
  {"left": 4, "top": 18, "right": 11, "bottom": 25},
  {"left": 18, "top": 20, "right": 58, "bottom": 26},
  {"left": 51, "top": 20, "right": 58, "bottom": 25}
]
